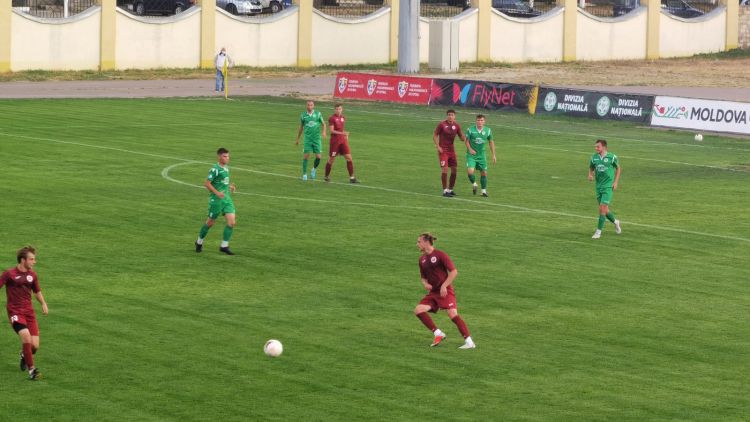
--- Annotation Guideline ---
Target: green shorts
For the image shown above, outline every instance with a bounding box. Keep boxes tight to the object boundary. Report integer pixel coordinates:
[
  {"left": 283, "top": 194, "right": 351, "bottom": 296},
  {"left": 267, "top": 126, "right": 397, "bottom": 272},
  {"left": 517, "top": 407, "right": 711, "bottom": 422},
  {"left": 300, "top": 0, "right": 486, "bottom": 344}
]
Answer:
[
  {"left": 208, "top": 196, "right": 235, "bottom": 219},
  {"left": 466, "top": 154, "right": 488, "bottom": 172},
  {"left": 596, "top": 189, "right": 614, "bottom": 205},
  {"left": 303, "top": 138, "right": 322, "bottom": 154}
]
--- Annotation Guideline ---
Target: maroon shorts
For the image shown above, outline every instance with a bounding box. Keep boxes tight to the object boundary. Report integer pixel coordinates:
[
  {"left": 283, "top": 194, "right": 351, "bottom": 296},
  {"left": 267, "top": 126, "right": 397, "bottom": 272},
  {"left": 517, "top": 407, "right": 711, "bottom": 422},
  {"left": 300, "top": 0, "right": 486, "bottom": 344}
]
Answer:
[
  {"left": 419, "top": 292, "right": 457, "bottom": 313},
  {"left": 439, "top": 151, "right": 457, "bottom": 168},
  {"left": 329, "top": 140, "right": 351, "bottom": 157},
  {"left": 8, "top": 310, "right": 39, "bottom": 336}
]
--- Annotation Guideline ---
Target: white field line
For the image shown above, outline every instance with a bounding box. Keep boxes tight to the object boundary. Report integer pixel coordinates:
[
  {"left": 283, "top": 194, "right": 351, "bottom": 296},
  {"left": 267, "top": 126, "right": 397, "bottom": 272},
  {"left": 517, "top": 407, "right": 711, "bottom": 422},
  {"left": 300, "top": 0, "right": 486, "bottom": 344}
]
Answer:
[
  {"left": 2, "top": 130, "right": 749, "bottom": 243},
  {"left": 517, "top": 145, "right": 750, "bottom": 173},
  {"left": 238, "top": 98, "right": 750, "bottom": 153},
  {"left": 161, "top": 162, "right": 528, "bottom": 214}
]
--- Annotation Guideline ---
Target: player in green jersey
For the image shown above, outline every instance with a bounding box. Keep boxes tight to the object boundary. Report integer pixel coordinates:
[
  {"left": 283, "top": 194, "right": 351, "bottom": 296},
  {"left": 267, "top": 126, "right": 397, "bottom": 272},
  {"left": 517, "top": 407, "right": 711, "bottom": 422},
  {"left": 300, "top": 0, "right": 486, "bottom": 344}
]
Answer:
[
  {"left": 295, "top": 100, "right": 327, "bottom": 181},
  {"left": 588, "top": 139, "right": 622, "bottom": 239},
  {"left": 463, "top": 114, "right": 496, "bottom": 197},
  {"left": 195, "top": 148, "right": 237, "bottom": 255}
]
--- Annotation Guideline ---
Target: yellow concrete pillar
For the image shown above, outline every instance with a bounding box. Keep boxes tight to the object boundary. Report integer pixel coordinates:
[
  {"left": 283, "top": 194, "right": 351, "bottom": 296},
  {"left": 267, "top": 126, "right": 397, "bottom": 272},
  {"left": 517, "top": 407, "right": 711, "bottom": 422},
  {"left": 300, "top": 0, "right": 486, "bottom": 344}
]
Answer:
[
  {"left": 386, "top": 0, "right": 399, "bottom": 62},
  {"left": 100, "top": 0, "right": 116, "bottom": 70},
  {"left": 294, "top": 0, "right": 312, "bottom": 67},
  {"left": 473, "top": 0, "right": 491, "bottom": 62},
  {"left": 561, "top": 0, "right": 576, "bottom": 61},
  {"left": 722, "top": 0, "right": 739, "bottom": 50},
  {"left": 200, "top": 0, "right": 217, "bottom": 68},
  {"left": 640, "top": 0, "right": 660, "bottom": 59},
  {"left": 0, "top": 0, "right": 10, "bottom": 72}
]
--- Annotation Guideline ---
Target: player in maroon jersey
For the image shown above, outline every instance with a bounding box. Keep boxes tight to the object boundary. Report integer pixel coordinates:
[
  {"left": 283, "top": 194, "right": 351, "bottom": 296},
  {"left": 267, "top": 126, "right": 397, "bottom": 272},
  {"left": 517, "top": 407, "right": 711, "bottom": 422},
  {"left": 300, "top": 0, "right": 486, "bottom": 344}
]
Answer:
[
  {"left": 324, "top": 104, "right": 359, "bottom": 183},
  {"left": 433, "top": 110, "right": 466, "bottom": 197},
  {"left": 413, "top": 233, "right": 475, "bottom": 349},
  {"left": 0, "top": 246, "right": 49, "bottom": 380}
]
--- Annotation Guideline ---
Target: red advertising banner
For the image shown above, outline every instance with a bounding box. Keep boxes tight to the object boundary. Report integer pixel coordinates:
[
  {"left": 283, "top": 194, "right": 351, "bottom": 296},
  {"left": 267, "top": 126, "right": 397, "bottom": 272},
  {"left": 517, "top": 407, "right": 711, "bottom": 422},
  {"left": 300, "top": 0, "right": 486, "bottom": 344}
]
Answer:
[{"left": 333, "top": 72, "right": 433, "bottom": 105}]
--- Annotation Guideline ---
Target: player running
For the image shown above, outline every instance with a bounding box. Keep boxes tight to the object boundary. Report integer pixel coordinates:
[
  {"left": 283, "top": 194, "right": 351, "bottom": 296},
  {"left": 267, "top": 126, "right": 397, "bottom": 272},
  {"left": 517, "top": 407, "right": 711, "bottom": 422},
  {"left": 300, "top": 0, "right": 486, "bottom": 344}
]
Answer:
[
  {"left": 588, "top": 139, "right": 622, "bottom": 239},
  {"left": 413, "top": 233, "right": 475, "bottom": 349},
  {"left": 433, "top": 110, "right": 466, "bottom": 197},
  {"left": 295, "top": 100, "right": 327, "bottom": 181},
  {"left": 464, "top": 114, "right": 496, "bottom": 197},
  {"left": 0, "top": 246, "right": 49, "bottom": 380},
  {"left": 195, "top": 147, "right": 238, "bottom": 255},
  {"left": 324, "top": 103, "right": 358, "bottom": 183}
]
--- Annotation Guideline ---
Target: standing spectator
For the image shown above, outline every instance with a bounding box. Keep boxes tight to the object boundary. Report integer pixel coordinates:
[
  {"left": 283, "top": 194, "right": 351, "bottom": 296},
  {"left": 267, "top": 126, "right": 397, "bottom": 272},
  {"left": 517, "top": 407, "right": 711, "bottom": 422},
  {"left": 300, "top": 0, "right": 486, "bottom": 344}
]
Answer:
[{"left": 214, "top": 47, "right": 234, "bottom": 94}]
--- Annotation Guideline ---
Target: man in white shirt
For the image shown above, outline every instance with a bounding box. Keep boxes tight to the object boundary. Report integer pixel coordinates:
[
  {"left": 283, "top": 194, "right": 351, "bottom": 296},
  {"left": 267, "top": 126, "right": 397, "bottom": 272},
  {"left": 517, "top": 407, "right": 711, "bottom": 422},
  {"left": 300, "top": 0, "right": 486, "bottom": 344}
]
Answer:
[{"left": 214, "top": 47, "right": 234, "bottom": 94}]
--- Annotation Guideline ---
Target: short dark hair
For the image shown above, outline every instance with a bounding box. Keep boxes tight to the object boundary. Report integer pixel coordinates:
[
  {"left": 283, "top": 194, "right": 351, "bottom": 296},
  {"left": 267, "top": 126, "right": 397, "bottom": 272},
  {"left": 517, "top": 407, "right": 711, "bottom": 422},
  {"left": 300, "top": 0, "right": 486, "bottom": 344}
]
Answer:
[
  {"left": 476, "top": 114, "right": 485, "bottom": 120},
  {"left": 334, "top": 103, "right": 342, "bottom": 108},
  {"left": 217, "top": 147, "right": 229, "bottom": 155},
  {"left": 17, "top": 246, "right": 36, "bottom": 263},
  {"left": 446, "top": 109, "right": 456, "bottom": 115},
  {"left": 419, "top": 233, "right": 437, "bottom": 245},
  {"left": 595, "top": 139, "right": 607, "bottom": 147}
]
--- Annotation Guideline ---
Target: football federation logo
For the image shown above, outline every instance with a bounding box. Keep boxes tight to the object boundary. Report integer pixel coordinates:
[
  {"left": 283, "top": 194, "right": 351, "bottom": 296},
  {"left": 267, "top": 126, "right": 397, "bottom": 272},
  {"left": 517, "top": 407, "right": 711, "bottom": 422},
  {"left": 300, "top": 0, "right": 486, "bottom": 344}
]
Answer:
[
  {"left": 337, "top": 77, "right": 348, "bottom": 94},
  {"left": 430, "top": 257, "right": 438, "bottom": 264},
  {"left": 26, "top": 275, "right": 33, "bottom": 282},
  {"left": 451, "top": 125, "right": 456, "bottom": 130},
  {"left": 596, "top": 96, "right": 611, "bottom": 117},
  {"left": 367, "top": 79, "right": 377, "bottom": 96},
  {"left": 398, "top": 81, "right": 409, "bottom": 98},
  {"left": 604, "top": 158, "right": 609, "bottom": 163},
  {"left": 543, "top": 92, "right": 558, "bottom": 112}
]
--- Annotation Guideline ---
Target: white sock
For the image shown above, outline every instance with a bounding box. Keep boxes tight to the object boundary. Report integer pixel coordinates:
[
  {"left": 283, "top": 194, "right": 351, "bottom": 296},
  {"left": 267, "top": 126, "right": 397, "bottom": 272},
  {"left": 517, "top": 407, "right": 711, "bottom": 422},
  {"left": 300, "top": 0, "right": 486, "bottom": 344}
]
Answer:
[
  {"left": 473, "top": 182, "right": 477, "bottom": 187},
  {"left": 196, "top": 238, "right": 204, "bottom": 245},
  {"left": 465, "top": 336, "right": 474, "bottom": 344},
  {"left": 220, "top": 241, "right": 229, "bottom": 248},
  {"left": 482, "top": 189, "right": 487, "bottom": 193},
  {"left": 434, "top": 329, "right": 445, "bottom": 337}
]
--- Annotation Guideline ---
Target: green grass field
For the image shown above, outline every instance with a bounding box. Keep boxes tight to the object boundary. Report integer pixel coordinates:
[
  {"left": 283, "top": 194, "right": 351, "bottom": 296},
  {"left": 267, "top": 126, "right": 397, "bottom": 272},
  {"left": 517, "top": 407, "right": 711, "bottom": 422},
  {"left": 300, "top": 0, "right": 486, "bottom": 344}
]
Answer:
[{"left": 0, "top": 96, "right": 748, "bottom": 421}]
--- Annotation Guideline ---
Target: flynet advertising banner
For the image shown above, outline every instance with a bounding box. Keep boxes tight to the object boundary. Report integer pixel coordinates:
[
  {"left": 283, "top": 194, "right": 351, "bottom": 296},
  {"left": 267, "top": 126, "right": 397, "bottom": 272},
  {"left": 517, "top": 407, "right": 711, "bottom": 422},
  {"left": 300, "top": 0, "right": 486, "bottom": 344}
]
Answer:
[
  {"left": 333, "top": 72, "right": 432, "bottom": 105},
  {"left": 537, "top": 88, "right": 653, "bottom": 123},
  {"left": 651, "top": 96, "right": 750, "bottom": 135},
  {"left": 430, "top": 79, "right": 533, "bottom": 111}
]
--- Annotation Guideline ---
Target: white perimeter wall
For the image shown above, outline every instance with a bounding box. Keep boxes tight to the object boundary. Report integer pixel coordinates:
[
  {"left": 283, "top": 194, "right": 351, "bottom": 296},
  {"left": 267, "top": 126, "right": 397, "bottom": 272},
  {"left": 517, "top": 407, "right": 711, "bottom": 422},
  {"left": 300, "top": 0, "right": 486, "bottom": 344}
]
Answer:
[
  {"left": 490, "top": 9, "right": 564, "bottom": 62},
  {"left": 659, "top": 8, "right": 726, "bottom": 58},
  {"left": 216, "top": 9, "right": 297, "bottom": 67},
  {"left": 10, "top": 8, "right": 101, "bottom": 71},
  {"left": 577, "top": 8, "right": 647, "bottom": 60},
  {"left": 456, "top": 9, "right": 478, "bottom": 62},
  {"left": 115, "top": 8, "right": 201, "bottom": 69},
  {"left": 419, "top": 17, "right": 430, "bottom": 63},
  {"left": 311, "top": 10, "right": 390, "bottom": 65}
]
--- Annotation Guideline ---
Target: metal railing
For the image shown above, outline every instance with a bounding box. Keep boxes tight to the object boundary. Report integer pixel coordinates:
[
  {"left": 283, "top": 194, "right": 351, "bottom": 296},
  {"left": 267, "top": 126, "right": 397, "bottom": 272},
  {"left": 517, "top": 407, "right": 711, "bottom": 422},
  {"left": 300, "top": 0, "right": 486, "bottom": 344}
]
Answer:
[
  {"left": 576, "top": 0, "right": 640, "bottom": 18},
  {"left": 492, "top": 0, "right": 557, "bottom": 18},
  {"left": 313, "top": 0, "right": 385, "bottom": 18},
  {"left": 420, "top": 0, "right": 468, "bottom": 18},
  {"left": 12, "top": 0, "right": 97, "bottom": 18}
]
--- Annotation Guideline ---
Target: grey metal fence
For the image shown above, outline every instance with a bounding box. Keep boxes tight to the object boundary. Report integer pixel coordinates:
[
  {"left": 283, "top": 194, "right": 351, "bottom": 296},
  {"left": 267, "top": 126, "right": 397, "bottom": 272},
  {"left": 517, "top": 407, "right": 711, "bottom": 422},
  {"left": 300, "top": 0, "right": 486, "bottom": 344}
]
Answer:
[
  {"left": 313, "top": 0, "right": 385, "bottom": 18},
  {"left": 420, "top": 0, "right": 468, "bottom": 18},
  {"left": 12, "top": 0, "right": 97, "bottom": 18}
]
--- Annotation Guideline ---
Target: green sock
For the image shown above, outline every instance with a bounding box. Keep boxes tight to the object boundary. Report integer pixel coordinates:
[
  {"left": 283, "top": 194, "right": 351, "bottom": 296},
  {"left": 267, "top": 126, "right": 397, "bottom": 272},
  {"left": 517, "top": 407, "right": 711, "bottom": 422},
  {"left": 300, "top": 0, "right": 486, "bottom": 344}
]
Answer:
[
  {"left": 480, "top": 175, "right": 487, "bottom": 189},
  {"left": 598, "top": 215, "right": 606, "bottom": 230},
  {"left": 223, "top": 226, "right": 234, "bottom": 242},
  {"left": 302, "top": 159, "right": 308, "bottom": 174},
  {"left": 468, "top": 174, "right": 476, "bottom": 184},
  {"left": 199, "top": 224, "right": 210, "bottom": 239},
  {"left": 606, "top": 211, "right": 616, "bottom": 223}
]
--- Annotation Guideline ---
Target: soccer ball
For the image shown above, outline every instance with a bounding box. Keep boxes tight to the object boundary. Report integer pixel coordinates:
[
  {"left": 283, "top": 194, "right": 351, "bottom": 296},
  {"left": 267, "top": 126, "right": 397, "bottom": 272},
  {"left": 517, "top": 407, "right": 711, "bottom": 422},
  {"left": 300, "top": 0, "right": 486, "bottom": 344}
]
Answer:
[
  {"left": 694, "top": 134, "right": 703, "bottom": 142},
  {"left": 264, "top": 339, "right": 283, "bottom": 357}
]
